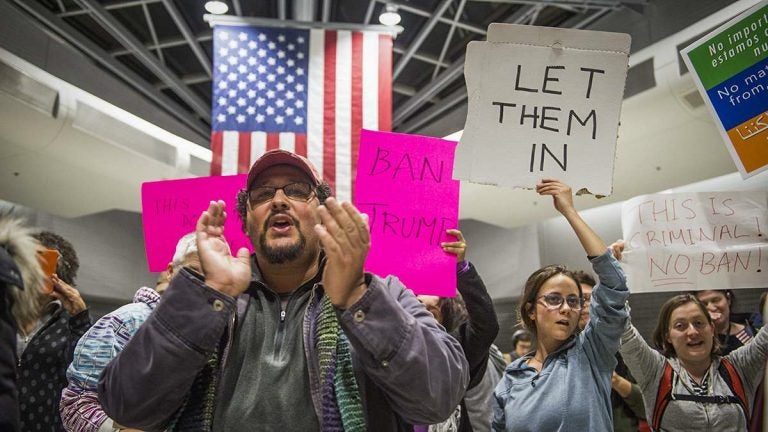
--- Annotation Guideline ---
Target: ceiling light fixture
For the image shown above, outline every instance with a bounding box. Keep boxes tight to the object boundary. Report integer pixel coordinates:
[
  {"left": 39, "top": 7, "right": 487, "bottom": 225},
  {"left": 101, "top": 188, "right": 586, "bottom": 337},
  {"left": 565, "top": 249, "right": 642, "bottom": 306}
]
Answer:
[
  {"left": 378, "top": 4, "right": 401, "bottom": 26},
  {"left": 204, "top": 1, "right": 229, "bottom": 15}
]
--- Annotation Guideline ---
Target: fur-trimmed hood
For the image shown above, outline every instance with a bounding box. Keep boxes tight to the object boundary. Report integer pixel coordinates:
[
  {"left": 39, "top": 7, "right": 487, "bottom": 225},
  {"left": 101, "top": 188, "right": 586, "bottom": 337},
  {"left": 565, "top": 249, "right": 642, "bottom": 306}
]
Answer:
[{"left": 0, "top": 217, "right": 45, "bottom": 330}]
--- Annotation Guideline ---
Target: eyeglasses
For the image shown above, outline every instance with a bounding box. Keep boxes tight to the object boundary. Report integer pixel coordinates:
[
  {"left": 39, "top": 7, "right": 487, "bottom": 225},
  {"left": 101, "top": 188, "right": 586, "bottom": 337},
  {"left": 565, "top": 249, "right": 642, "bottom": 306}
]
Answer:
[
  {"left": 248, "top": 182, "right": 315, "bottom": 206},
  {"left": 537, "top": 293, "right": 584, "bottom": 311}
]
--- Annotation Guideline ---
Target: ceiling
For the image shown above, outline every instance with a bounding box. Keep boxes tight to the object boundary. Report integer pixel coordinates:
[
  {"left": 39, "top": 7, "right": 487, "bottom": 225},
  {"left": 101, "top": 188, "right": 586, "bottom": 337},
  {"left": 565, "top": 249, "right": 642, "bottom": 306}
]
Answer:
[
  {"left": 6, "top": 0, "right": 655, "bottom": 142},
  {"left": 0, "top": 0, "right": 762, "bottom": 229}
]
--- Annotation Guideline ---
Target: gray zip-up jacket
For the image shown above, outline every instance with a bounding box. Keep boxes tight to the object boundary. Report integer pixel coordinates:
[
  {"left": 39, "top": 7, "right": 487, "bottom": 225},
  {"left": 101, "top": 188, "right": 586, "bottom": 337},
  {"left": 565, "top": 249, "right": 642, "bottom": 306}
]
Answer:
[
  {"left": 620, "top": 322, "right": 768, "bottom": 431},
  {"left": 492, "top": 251, "right": 630, "bottom": 432},
  {"left": 98, "top": 260, "right": 469, "bottom": 431}
]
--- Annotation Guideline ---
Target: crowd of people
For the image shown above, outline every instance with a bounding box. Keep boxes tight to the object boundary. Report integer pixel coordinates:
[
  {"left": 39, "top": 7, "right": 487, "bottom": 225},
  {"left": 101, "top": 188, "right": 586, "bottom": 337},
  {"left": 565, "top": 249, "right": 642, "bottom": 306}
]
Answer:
[{"left": 0, "top": 149, "right": 765, "bottom": 432}]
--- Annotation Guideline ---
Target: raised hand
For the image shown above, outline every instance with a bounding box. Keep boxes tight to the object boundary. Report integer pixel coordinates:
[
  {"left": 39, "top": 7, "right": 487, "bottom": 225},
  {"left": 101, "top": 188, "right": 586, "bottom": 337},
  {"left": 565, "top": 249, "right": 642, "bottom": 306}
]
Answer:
[
  {"left": 536, "top": 178, "right": 575, "bottom": 216},
  {"left": 196, "top": 200, "right": 252, "bottom": 297},
  {"left": 314, "top": 197, "right": 370, "bottom": 309},
  {"left": 442, "top": 229, "right": 467, "bottom": 262},
  {"left": 536, "top": 178, "right": 606, "bottom": 257},
  {"left": 609, "top": 239, "right": 626, "bottom": 261},
  {"left": 50, "top": 274, "right": 87, "bottom": 315}
]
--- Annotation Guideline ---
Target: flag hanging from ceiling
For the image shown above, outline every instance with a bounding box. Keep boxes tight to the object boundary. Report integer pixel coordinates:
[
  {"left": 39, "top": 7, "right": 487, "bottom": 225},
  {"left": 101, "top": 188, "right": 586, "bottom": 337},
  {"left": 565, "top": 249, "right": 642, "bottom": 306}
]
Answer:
[{"left": 210, "top": 24, "right": 393, "bottom": 202}]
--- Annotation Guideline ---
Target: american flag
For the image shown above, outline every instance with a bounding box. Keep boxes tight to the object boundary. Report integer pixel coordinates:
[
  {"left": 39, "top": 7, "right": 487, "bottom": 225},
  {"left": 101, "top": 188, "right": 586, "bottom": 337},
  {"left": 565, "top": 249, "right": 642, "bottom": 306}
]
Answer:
[{"left": 210, "top": 24, "right": 393, "bottom": 201}]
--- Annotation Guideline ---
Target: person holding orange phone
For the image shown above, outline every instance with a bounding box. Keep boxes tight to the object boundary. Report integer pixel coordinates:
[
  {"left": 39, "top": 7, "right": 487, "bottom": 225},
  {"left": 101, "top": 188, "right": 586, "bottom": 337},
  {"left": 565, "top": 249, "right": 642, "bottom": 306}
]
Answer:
[
  {"left": 16, "top": 231, "right": 91, "bottom": 432},
  {"left": 38, "top": 248, "right": 59, "bottom": 294}
]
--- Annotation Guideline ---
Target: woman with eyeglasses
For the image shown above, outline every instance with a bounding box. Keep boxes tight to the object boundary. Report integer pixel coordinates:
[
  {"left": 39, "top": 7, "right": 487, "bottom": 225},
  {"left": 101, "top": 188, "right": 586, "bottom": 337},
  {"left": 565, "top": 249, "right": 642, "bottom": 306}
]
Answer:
[{"left": 492, "top": 178, "right": 630, "bottom": 432}]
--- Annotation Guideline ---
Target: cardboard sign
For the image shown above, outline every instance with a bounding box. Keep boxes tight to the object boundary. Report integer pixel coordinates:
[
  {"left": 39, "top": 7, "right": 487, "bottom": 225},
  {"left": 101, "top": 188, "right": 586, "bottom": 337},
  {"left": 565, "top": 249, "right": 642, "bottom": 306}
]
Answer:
[
  {"left": 354, "top": 129, "right": 460, "bottom": 297},
  {"left": 141, "top": 175, "right": 252, "bottom": 271},
  {"left": 621, "top": 191, "right": 768, "bottom": 293},
  {"left": 454, "top": 24, "right": 631, "bottom": 196},
  {"left": 682, "top": 1, "right": 768, "bottom": 178}
]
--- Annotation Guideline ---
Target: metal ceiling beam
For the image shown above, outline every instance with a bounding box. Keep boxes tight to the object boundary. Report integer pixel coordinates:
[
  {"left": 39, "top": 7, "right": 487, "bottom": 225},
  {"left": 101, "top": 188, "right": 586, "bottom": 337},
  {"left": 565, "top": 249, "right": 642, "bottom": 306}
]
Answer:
[
  {"left": 393, "top": 83, "right": 416, "bottom": 96},
  {"left": 157, "top": 73, "right": 211, "bottom": 89},
  {"left": 293, "top": 0, "right": 316, "bottom": 20},
  {"left": 111, "top": 32, "right": 213, "bottom": 56},
  {"left": 393, "top": 47, "right": 449, "bottom": 68},
  {"left": 399, "top": 87, "right": 467, "bottom": 133},
  {"left": 10, "top": 0, "right": 209, "bottom": 140},
  {"left": 432, "top": 0, "right": 467, "bottom": 79},
  {"left": 232, "top": 0, "right": 243, "bottom": 16},
  {"left": 467, "top": 0, "right": 638, "bottom": 9},
  {"left": 322, "top": 0, "right": 332, "bottom": 22},
  {"left": 160, "top": 0, "right": 213, "bottom": 77},
  {"left": 71, "top": 0, "right": 211, "bottom": 119},
  {"left": 59, "top": 0, "right": 162, "bottom": 18},
  {"left": 392, "top": 57, "right": 464, "bottom": 126},
  {"left": 364, "top": 0, "right": 376, "bottom": 24},
  {"left": 387, "top": 1, "right": 486, "bottom": 35},
  {"left": 561, "top": 6, "right": 613, "bottom": 28},
  {"left": 392, "top": 0, "right": 453, "bottom": 80},
  {"left": 141, "top": 1, "right": 164, "bottom": 64}
]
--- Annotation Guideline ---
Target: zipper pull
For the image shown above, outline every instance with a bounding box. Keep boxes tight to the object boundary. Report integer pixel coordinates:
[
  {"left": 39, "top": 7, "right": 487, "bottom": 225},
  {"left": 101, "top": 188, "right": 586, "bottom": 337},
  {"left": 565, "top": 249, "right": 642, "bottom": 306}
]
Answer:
[{"left": 280, "top": 310, "right": 286, "bottom": 322}]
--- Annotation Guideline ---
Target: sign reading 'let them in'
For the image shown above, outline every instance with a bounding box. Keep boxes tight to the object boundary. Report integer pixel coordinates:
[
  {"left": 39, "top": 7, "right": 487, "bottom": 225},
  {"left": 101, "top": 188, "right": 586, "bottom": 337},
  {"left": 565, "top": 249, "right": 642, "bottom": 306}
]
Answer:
[
  {"left": 621, "top": 191, "right": 768, "bottom": 293},
  {"left": 354, "top": 129, "right": 460, "bottom": 297},
  {"left": 454, "top": 23, "right": 630, "bottom": 196}
]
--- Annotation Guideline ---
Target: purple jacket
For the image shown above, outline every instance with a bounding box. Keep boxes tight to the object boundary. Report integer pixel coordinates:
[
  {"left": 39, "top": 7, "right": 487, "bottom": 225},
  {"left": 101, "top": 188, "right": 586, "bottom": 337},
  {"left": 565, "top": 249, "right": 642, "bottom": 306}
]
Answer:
[{"left": 98, "top": 267, "right": 469, "bottom": 431}]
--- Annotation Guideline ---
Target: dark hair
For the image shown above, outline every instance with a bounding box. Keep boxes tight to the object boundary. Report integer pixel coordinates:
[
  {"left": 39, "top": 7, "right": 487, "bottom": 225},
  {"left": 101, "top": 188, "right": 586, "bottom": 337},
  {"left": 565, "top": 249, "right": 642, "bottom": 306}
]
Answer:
[
  {"left": 692, "top": 289, "right": 735, "bottom": 305},
  {"left": 511, "top": 328, "right": 533, "bottom": 347},
  {"left": 573, "top": 270, "right": 596, "bottom": 288},
  {"left": 32, "top": 231, "right": 79, "bottom": 285},
  {"left": 235, "top": 182, "right": 333, "bottom": 233},
  {"left": 518, "top": 265, "right": 581, "bottom": 337},
  {"left": 653, "top": 294, "right": 720, "bottom": 358},
  {"left": 438, "top": 293, "right": 468, "bottom": 334}
]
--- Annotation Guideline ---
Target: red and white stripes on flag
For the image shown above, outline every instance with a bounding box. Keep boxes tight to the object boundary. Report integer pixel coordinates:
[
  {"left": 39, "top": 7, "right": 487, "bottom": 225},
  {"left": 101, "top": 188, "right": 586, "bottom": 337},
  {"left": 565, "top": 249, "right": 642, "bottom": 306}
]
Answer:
[{"left": 210, "top": 28, "right": 392, "bottom": 202}]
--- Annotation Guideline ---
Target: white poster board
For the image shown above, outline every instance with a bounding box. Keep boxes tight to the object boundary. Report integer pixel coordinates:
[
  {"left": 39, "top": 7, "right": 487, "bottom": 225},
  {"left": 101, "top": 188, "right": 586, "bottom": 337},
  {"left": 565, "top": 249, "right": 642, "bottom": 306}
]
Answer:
[
  {"left": 454, "top": 24, "right": 631, "bottom": 196},
  {"left": 621, "top": 191, "right": 768, "bottom": 293}
]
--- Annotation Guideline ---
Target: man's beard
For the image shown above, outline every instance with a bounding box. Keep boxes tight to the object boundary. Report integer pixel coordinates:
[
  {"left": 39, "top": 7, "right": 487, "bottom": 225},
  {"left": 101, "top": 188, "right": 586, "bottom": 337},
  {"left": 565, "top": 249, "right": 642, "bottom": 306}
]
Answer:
[{"left": 251, "top": 213, "right": 306, "bottom": 264}]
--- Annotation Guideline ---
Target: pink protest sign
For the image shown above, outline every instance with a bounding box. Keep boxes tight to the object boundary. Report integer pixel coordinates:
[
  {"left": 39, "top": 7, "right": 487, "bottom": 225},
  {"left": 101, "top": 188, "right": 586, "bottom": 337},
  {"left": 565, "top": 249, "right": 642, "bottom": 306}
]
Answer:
[
  {"left": 141, "top": 175, "right": 253, "bottom": 271},
  {"left": 354, "top": 129, "right": 460, "bottom": 297}
]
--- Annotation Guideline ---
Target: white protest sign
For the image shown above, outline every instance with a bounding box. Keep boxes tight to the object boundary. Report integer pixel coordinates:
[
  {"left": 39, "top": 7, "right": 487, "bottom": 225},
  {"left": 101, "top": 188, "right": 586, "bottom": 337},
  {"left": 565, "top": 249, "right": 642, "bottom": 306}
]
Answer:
[
  {"left": 621, "top": 191, "right": 768, "bottom": 293},
  {"left": 454, "top": 24, "right": 630, "bottom": 196}
]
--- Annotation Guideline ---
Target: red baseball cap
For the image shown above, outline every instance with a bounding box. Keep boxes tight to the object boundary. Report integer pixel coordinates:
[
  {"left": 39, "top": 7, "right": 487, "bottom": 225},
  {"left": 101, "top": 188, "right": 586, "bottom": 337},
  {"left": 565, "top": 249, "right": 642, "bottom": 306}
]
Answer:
[{"left": 246, "top": 149, "right": 323, "bottom": 191}]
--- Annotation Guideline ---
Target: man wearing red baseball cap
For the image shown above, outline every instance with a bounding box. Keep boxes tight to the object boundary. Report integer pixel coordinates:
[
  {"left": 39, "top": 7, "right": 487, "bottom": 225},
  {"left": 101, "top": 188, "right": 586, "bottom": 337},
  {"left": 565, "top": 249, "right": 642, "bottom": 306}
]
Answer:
[{"left": 100, "top": 149, "right": 469, "bottom": 431}]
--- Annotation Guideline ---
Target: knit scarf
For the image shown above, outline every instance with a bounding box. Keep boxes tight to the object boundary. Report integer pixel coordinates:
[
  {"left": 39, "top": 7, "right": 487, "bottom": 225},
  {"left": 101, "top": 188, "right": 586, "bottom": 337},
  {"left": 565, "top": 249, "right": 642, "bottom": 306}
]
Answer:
[
  {"left": 168, "top": 352, "right": 219, "bottom": 431},
  {"left": 316, "top": 295, "right": 366, "bottom": 432}
]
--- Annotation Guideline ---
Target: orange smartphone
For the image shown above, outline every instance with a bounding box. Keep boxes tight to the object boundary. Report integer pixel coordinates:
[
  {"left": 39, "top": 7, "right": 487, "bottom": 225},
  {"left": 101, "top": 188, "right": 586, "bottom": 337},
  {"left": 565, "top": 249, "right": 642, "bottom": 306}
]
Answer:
[{"left": 38, "top": 248, "right": 60, "bottom": 294}]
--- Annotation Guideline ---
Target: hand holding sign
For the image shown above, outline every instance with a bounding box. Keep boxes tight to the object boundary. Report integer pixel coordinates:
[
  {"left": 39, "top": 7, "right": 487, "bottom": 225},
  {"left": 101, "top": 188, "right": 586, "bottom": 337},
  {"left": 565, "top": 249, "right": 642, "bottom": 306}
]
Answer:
[
  {"left": 442, "top": 229, "right": 467, "bottom": 262},
  {"left": 197, "top": 200, "right": 252, "bottom": 297}
]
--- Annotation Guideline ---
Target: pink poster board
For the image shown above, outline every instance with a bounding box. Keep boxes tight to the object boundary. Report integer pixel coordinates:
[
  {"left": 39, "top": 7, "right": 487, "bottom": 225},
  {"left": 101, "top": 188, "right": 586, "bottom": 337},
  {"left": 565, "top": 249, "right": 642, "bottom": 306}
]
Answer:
[
  {"left": 354, "top": 129, "right": 460, "bottom": 297},
  {"left": 141, "top": 175, "right": 253, "bottom": 271}
]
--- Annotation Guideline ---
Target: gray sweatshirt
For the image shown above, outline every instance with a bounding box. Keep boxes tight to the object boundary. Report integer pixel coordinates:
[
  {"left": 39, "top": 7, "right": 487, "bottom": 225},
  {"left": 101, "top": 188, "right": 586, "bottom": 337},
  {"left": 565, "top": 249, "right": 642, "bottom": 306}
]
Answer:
[{"left": 620, "top": 323, "right": 768, "bottom": 431}]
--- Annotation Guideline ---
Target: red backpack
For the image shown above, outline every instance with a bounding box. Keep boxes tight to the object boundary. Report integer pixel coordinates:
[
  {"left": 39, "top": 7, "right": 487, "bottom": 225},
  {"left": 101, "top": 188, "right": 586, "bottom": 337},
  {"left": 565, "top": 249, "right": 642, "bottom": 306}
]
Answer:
[{"left": 651, "top": 357, "right": 749, "bottom": 431}]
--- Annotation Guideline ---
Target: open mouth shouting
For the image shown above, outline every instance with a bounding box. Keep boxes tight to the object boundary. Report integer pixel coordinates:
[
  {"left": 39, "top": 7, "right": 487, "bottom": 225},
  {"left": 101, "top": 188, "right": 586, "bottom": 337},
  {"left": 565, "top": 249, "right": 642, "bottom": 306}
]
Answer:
[{"left": 267, "top": 213, "right": 297, "bottom": 235}]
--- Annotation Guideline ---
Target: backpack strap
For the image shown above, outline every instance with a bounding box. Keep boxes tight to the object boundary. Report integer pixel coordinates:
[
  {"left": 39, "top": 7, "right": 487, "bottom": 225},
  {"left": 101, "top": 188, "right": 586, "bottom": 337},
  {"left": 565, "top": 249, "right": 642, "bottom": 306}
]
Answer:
[
  {"left": 718, "top": 357, "right": 750, "bottom": 425},
  {"left": 651, "top": 361, "right": 675, "bottom": 431}
]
